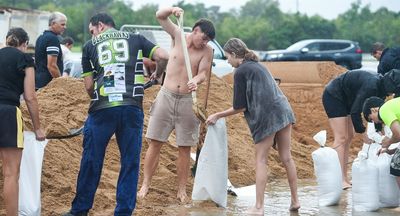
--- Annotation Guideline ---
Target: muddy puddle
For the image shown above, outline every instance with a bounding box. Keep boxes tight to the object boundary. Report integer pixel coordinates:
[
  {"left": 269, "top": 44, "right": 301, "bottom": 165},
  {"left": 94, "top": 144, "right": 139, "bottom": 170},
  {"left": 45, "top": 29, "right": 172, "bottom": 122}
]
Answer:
[{"left": 164, "top": 179, "right": 400, "bottom": 216}]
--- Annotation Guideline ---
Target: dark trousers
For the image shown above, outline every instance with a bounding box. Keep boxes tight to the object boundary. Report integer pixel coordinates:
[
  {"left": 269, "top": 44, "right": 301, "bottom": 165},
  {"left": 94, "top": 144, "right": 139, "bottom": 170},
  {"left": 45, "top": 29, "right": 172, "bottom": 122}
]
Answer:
[{"left": 71, "top": 105, "right": 143, "bottom": 215}]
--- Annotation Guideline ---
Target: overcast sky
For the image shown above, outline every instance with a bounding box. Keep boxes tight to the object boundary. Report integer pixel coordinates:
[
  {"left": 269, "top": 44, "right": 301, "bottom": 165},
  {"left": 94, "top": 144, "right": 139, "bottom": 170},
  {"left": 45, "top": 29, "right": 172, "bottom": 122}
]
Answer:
[{"left": 129, "top": 0, "right": 400, "bottom": 20}]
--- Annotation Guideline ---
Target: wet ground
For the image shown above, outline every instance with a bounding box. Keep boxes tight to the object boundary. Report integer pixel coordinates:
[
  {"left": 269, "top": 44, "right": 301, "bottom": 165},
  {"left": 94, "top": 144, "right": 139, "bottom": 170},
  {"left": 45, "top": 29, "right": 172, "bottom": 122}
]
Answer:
[{"left": 164, "top": 179, "right": 400, "bottom": 216}]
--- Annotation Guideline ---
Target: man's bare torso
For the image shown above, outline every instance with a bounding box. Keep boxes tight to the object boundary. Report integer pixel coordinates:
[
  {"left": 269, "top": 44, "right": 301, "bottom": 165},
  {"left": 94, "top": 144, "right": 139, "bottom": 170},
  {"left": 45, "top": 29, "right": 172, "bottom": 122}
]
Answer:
[{"left": 163, "top": 33, "right": 211, "bottom": 94}]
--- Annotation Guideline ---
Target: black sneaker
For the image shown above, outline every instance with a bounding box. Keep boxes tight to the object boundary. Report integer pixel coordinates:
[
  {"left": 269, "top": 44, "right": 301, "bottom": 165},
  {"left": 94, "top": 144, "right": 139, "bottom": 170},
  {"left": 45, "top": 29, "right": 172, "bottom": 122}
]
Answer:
[{"left": 61, "top": 210, "right": 88, "bottom": 216}]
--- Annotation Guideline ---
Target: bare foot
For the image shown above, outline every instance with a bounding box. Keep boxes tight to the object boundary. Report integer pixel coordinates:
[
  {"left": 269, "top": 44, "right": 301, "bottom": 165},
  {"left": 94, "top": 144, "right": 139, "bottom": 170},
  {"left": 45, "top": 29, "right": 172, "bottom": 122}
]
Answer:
[
  {"left": 137, "top": 184, "right": 149, "bottom": 199},
  {"left": 289, "top": 202, "right": 301, "bottom": 211},
  {"left": 245, "top": 206, "right": 264, "bottom": 215},
  {"left": 177, "top": 190, "right": 189, "bottom": 203}
]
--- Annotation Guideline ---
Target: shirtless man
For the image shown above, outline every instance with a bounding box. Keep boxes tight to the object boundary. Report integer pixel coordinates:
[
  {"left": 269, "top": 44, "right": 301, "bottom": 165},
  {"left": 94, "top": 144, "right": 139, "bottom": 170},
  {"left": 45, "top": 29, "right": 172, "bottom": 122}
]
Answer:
[{"left": 138, "top": 6, "right": 214, "bottom": 202}]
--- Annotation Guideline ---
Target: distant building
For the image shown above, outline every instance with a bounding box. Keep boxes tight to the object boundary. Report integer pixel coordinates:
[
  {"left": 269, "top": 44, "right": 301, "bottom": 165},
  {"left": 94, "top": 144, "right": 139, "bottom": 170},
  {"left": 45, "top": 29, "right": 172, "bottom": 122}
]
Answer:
[{"left": 0, "top": 6, "right": 50, "bottom": 50}]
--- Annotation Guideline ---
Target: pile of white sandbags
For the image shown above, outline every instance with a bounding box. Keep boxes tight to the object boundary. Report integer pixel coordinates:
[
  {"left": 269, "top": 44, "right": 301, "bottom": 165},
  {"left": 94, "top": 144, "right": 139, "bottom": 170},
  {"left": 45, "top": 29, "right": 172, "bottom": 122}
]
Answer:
[
  {"left": 352, "top": 123, "right": 400, "bottom": 211},
  {"left": 312, "top": 124, "right": 400, "bottom": 212}
]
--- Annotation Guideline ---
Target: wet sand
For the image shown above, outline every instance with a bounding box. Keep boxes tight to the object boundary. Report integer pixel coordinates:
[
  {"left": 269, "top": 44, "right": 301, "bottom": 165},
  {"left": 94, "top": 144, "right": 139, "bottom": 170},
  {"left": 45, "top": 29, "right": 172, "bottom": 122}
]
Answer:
[{"left": 0, "top": 62, "right": 376, "bottom": 215}]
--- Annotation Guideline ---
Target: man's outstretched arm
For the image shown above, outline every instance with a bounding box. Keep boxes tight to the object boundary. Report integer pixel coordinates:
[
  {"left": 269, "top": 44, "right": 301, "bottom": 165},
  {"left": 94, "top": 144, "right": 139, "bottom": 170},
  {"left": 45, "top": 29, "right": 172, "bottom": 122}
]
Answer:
[{"left": 156, "top": 7, "right": 183, "bottom": 38}]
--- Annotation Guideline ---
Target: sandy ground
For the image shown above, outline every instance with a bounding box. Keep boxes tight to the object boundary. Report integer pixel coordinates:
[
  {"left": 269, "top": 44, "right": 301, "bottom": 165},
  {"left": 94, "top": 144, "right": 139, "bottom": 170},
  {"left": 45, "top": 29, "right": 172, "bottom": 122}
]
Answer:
[{"left": 0, "top": 62, "right": 365, "bottom": 215}]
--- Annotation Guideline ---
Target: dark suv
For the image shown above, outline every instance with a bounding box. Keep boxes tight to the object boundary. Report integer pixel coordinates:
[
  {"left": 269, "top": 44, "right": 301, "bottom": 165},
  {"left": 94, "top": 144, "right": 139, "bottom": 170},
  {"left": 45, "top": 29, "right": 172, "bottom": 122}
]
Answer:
[{"left": 263, "top": 39, "right": 362, "bottom": 69}]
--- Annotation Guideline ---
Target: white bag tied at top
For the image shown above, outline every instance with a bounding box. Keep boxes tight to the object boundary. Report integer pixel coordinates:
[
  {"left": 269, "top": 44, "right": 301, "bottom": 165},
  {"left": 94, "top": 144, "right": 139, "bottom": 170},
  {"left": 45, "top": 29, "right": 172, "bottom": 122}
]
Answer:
[
  {"left": 363, "top": 123, "right": 382, "bottom": 162},
  {"left": 18, "top": 131, "right": 48, "bottom": 216},
  {"left": 377, "top": 152, "right": 400, "bottom": 207},
  {"left": 352, "top": 151, "right": 380, "bottom": 212},
  {"left": 366, "top": 123, "right": 400, "bottom": 207},
  {"left": 311, "top": 130, "right": 342, "bottom": 206},
  {"left": 192, "top": 118, "right": 228, "bottom": 207}
]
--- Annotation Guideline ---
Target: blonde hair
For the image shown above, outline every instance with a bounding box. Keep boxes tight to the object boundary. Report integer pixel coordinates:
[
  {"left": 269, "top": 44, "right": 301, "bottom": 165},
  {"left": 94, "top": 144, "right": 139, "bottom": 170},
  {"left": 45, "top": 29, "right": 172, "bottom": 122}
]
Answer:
[{"left": 223, "top": 38, "right": 259, "bottom": 62}]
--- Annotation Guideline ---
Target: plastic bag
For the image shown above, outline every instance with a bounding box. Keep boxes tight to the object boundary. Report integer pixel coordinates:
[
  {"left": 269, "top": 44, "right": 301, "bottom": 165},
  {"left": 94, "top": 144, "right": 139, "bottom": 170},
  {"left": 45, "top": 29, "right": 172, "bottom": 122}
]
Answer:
[
  {"left": 18, "top": 131, "right": 48, "bottom": 216},
  {"left": 377, "top": 153, "right": 400, "bottom": 207},
  {"left": 352, "top": 151, "right": 380, "bottom": 212},
  {"left": 363, "top": 123, "right": 383, "bottom": 161},
  {"left": 311, "top": 130, "right": 342, "bottom": 206},
  {"left": 360, "top": 142, "right": 380, "bottom": 162},
  {"left": 227, "top": 179, "right": 256, "bottom": 198},
  {"left": 192, "top": 118, "right": 228, "bottom": 207}
]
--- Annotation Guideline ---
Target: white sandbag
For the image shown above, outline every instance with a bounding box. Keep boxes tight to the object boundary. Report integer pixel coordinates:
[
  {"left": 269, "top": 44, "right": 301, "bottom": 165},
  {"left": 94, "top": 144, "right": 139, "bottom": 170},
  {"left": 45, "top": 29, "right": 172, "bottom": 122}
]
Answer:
[
  {"left": 366, "top": 143, "right": 380, "bottom": 162},
  {"left": 192, "top": 118, "right": 228, "bottom": 207},
  {"left": 377, "top": 153, "right": 400, "bottom": 207},
  {"left": 226, "top": 179, "right": 256, "bottom": 198},
  {"left": 362, "top": 123, "right": 383, "bottom": 162},
  {"left": 311, "top": 130, "right": 342, "bottom": 206},
  {"left": 352, "top": 152, "right": 380, "bottom": 212},
  {"left": 19, "top": 131, "right": 48, "bottom": 216},
  {"left": 384, "top": 125, "right": 393, "bottom": 138},
  {"left": 367, "top": 122, "right": 384, "bottom": 144}
]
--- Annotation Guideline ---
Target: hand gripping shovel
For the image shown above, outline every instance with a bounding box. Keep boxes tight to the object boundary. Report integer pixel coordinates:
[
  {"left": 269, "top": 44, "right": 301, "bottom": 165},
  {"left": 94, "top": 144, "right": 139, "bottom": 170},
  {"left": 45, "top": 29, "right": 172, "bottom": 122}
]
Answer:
[
  {"left": 177, "top": 15, "right": 207, "bottom": 122},
  {"left": 190, "top": 49, "right": 213, "bottom": 177}
]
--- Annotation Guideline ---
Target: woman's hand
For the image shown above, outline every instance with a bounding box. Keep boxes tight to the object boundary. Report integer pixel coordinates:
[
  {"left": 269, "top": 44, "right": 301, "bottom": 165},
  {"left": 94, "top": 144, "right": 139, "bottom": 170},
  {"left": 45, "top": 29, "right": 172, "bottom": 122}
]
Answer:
[
  {"left": 206, "top": 113, "right": 220, "bottom": 125},
  {"left": 35, "top": 128, "right": 46, "bottom": 141}
]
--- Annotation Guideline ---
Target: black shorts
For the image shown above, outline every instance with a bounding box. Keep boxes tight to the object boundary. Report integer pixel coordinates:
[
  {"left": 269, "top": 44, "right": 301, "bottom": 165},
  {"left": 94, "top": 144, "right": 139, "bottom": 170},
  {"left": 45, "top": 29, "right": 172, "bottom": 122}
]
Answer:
[
  {"left": 0, "top": 104, "right": 24, "bottom": 148},
  {"left": 390, "top": 148, "right": 400, "bottom": 177},
  {"left": 322, "top": 90, "right": 349, "bottom": 118}
]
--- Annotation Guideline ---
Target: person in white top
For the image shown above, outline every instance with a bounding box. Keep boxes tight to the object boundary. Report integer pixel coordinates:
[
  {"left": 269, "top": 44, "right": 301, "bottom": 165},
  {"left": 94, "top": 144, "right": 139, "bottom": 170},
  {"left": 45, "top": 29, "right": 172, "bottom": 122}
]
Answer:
[{"left": 60, "top": 36, "right": 74, "bottom": 77}]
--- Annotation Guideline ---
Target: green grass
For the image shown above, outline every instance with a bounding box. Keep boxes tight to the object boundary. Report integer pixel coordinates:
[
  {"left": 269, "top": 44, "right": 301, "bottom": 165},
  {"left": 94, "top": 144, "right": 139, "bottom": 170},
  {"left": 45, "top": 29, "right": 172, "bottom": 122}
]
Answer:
[{"left": 71, "top": 46, "right": 82, "bottom": 52}]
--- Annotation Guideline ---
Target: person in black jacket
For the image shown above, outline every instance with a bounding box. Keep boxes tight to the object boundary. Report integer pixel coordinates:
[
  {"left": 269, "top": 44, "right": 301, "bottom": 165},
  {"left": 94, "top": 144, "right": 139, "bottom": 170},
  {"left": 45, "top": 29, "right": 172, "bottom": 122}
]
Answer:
[
  {"left": 371, "top": 42, "right": 400, "bottom": 76},
  {"left": 381, "top": 69, "right": 400, "bottom": 98},
  {"left": 322, "top": 69, "right": 388, "bottom": 189}
]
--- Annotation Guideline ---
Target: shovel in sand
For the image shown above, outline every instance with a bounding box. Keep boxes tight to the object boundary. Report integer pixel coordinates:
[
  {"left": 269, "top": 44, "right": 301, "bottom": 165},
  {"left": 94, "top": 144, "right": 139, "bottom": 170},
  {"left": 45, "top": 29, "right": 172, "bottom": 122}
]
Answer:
[
  {"left": 45, "top": 126, "right": 84, "bottom": 139},
  {"left": 177, "top": 15, "right": 208, "bottom": 123},
  {"left": 45, "top": 78, "right": 159, "bottom": 140}
]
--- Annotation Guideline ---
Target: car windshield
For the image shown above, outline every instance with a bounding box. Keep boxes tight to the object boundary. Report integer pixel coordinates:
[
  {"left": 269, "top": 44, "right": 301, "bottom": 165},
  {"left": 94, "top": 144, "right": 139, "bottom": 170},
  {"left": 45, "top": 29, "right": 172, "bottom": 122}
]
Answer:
[{"left": 286, "top": 40, "right": 311, "bottom": 51}]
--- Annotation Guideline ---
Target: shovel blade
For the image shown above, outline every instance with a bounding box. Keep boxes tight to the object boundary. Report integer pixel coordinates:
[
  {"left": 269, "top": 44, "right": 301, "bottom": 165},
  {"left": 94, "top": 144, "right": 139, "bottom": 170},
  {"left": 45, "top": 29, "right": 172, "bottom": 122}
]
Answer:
[{"left": 46, "top": 126, "right": 84, "bottom": 139}]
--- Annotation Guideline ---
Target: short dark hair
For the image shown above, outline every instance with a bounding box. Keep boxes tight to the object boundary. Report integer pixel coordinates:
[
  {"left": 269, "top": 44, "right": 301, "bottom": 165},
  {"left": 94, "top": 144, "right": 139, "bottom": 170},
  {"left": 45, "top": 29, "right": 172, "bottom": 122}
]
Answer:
[
  {"left": 61, "top": 36, "right": 74, "bottom": 45},
  {"left": 193, "top": 18, "right": 215, "bottom": 40},
  {"left": 362, "top": 96, "right": 385, "bottom": 122},
  {"left": 371, "top": 42, "right": 385, "bottom": 55},
  {"left": 6, "top": 27, "right": 29, "bottom": 47},
  {"left": 89, "top": 13, "right": 115, "bottom": 28}
]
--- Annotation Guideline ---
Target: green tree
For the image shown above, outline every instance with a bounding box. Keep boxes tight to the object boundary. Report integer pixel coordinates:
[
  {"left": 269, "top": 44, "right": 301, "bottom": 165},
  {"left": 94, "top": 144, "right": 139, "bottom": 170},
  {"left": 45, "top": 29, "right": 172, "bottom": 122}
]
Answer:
[
  {"left": 129, "top": 4, "right": 159, "bottom": 26},
  {"left": 1, "top": 0, "right": 398, "bottom": 51}
]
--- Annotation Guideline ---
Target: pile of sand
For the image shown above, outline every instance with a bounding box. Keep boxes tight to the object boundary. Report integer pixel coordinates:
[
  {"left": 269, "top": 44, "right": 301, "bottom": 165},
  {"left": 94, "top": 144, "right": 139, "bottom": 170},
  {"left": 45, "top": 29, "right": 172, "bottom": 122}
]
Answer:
[
  {"left": 261, "top": 61, "right": 347, "bottom": 84},
  {"left": 0, "top": 62, "right": 363, "bottom": 215}
]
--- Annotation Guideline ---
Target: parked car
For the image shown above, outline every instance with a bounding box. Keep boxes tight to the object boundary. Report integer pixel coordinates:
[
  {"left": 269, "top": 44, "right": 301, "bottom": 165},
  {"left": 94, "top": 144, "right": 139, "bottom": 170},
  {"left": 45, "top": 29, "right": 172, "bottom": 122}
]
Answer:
[{"left": 262, "top": 39, "right": 362, "bottom": 69}]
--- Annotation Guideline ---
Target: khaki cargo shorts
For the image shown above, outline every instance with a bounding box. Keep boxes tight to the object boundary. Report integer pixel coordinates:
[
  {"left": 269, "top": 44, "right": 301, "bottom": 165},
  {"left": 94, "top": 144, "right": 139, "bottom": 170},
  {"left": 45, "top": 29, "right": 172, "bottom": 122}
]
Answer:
[{"left": 146, "top": 87, "right": 200, "bottom": 146}]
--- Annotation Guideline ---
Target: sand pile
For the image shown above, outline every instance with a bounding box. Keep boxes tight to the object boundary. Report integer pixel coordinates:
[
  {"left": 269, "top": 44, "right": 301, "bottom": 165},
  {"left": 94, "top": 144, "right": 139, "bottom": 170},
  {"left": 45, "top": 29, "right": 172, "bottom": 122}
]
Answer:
[
  {"left": 0, "top": 62, "right": 364, "bottom": 215},
  {"left": 261, "top": 61, "right": 347, "bottom": 84}
]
